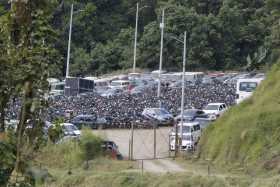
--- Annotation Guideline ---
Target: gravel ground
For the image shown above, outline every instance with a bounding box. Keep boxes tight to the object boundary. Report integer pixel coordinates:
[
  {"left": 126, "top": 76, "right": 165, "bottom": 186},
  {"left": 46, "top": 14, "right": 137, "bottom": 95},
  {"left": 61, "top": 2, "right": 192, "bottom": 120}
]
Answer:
[{"left": 93, "top": 127, "right": 186, "bottom": 173}]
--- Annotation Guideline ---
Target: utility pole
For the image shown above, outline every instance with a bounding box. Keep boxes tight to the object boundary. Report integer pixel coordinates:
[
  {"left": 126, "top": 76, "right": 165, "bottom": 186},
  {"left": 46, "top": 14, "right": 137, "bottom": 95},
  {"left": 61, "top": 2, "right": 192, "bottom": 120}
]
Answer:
[
  {"left": 154, "top": 9, "right": 164, "bottom": 159},
  {"left": 132, "top": 3, "right": 139, "bottom": 73},
  {"left": 179, "top": 31, "right": 187, "bottom": 151},
  {"left": 66, "top": 4, "right": 73, "bottom": 78},
  {"left": 154, "top": 121, "right": 157, "bottom": 159},
  {"left": 157, "top": 9, "right": 165, "bottom": 108},
  {"left": 130, "top": 110, "right": 135, "bottom": 160}
]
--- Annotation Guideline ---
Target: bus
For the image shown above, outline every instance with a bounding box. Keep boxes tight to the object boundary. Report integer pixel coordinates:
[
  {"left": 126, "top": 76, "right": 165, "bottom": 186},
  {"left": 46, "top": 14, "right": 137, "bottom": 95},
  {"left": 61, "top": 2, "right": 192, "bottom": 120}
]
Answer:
[
  {"left": 109, "top": 80, "right": 130, "bottom": 90},
  {"left": 236, "top": 78, "right": 264, "bottom": 104},
  {"left": 94, "top": 78, "right": 110, "bottom": 90},
  {"left": 49, "top": 81, "right": 65, "bottom": 96}
]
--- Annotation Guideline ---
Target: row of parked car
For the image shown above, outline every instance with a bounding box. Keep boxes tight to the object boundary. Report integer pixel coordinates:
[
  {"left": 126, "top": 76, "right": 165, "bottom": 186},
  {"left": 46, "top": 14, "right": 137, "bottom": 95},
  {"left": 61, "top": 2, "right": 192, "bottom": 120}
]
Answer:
[
  {"left": 141, "top": 103, "right": 228, "bottom": 152},
  {"left": 142, "top": 102, "right": 228, "bottom": 126},
  {"left": 46, "top": 122, "right": 123, "bottom": 159},
  {"left": 169, "top": 103, "right": 228, "bottom": 151}
]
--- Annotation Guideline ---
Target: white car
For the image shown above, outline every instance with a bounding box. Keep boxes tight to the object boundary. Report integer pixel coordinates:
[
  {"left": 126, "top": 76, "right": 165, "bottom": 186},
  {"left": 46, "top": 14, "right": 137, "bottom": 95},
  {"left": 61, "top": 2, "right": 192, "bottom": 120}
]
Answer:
[
  {"left": 100, "top": 88, "right": 123, "bottom": 98},
  {"left": 60, "top": 123, "right": 81, "bottom": 137},
  {"left": 169, "top": 122, "right": 201, "bottom": 151},
  {"left": 203, "top": 103, "right": 227, "bottom": 117}
]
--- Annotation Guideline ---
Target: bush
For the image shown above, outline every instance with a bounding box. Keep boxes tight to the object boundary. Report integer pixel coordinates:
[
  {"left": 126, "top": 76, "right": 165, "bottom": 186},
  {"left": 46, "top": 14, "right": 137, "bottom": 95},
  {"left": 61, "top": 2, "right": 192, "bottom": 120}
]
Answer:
[
  {"left": 79, "top": 129, "right": 103, "bottom": 165},
  {"left": 0, "top": 138, "right": 16, "bottom": 186},
  {"left": 48, "top": 118, "right": 63, "bottom": 143}
]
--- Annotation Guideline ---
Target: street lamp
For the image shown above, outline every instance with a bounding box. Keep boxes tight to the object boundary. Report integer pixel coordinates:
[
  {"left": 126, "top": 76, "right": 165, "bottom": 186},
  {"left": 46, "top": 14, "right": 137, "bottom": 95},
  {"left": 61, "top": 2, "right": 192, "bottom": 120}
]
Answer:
[
  {"left": 65, "top": 4, "right": 85, "bottom": 78},
  {"left": 157, "top": 9, "right": 165, "bottom": 108},
  {"left": 132, "top": 3, "right": 150, "bottom": 73},
  {"left": 167, "top": 32, "right": 187, "bottom": 153}
]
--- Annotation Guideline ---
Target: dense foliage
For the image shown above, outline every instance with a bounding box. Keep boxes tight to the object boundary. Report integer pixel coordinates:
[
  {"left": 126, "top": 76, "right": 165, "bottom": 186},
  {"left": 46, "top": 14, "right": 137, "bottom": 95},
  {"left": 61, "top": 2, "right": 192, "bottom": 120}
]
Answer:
[
  {"left": 0, "top": 0, "right": 277, "bottom": 78},
  {"left": 36, "top": 0, "right": 276, "bottom": 75},
  {"left": 197, "top": 0, "right": 280, "bottom": 173}
]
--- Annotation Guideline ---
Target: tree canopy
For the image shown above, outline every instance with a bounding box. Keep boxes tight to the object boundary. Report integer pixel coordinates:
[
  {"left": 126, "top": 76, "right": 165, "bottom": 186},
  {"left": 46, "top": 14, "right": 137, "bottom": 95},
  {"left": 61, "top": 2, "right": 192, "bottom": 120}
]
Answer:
[{"left": 0, "top": 0, "right": 278, "bottom": 76}]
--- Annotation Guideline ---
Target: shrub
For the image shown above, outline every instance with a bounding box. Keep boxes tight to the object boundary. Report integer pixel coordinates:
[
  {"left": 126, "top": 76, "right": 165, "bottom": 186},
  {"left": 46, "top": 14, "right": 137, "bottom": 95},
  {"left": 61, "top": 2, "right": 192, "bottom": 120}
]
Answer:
[
  {"left": 48, "top": 118, "right": 63, "bottom": 143},
  {"left": 79, "top": 129, "right": 103, "bottom": 166}
]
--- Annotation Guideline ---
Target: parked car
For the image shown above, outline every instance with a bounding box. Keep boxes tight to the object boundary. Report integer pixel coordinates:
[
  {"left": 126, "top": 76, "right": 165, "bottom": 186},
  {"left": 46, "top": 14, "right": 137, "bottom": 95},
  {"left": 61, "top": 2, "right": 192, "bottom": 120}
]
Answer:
[
  {"left": 71, "top": 114, "right": 108, "bottom": 129},
  {"left": 101, "top": 140, "right": 123, "bottom": 160},
  {"left": 130, "top": 86, "right": 145, "bottom": 95},
  {"left": 142, "top": 108, "right": 173, "bottom": 125},
  {"left": 174, "top": 109, "right": 208, "bottom": 122},
  {"left": 169, "top": 122, "right": 201, "bottom": 151},
  {"left": 100, "top": 88, "right": 123, "bottom": 98},
  {"left": 60, "top": 123, "right": 81, "bottom": 137},
  {"left": 203, "top": 103, "right": 227, "bottom": 117}
]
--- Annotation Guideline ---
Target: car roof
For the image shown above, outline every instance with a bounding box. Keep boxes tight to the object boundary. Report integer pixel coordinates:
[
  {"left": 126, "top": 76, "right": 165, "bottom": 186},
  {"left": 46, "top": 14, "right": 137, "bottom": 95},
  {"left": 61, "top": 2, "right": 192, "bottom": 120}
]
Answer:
[
  {"left": 111, "top": 80, "right": 130, "bottom": 83},
  {"left": 75, "top": 114, "right": 95, "bottom": 118},
  {"left": 207, "top": 103, "right": 226, "bottom": 106},
  {"left": 61, "top": 123, "right": 74, "bottom": 126},
  {"left": 179, "top": 122, "right": 200, "bottom": 126}
]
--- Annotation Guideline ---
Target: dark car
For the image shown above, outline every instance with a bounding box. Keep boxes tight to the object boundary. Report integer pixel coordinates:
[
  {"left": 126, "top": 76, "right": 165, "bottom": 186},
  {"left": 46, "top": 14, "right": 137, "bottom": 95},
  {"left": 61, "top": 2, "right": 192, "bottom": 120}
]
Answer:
[
  {"left": 175, "top": 109, "right": 208, "bottom": 122},
  {"left": 71, "top": 114, "right": 108, "bottom": 129},
  {"left": 101, "top": 141, "right": 123, "bottom": 160}
]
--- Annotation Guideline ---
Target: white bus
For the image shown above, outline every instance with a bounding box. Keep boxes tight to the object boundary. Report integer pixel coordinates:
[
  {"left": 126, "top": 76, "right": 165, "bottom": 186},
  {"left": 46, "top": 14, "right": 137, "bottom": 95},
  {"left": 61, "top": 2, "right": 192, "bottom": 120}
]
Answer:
[
  {"left": 49, "top": 81, "right": 65, "bottom": 96},
  {"left": 94, "top": 79, "right": 110, "bottom": 90},
  {"left": 109, "top": 80, "right": 130, "bottom": 90},
  {"left": 162, "top": 72, "right": 204, "bottom": 83},
  {"left": 236, "top": 78, "right": 264, "bottom": 104}
]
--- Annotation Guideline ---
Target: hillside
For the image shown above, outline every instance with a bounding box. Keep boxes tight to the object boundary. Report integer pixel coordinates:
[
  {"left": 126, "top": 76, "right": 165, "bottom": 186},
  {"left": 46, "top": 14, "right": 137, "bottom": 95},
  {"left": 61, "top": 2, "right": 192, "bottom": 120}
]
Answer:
[{"left": 198, "top": 60, "right": 280, "bottom": 173}]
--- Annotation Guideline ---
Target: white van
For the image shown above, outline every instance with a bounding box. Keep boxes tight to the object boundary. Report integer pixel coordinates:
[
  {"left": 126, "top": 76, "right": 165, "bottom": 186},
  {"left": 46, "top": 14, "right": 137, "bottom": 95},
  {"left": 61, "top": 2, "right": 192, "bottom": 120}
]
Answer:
[
  {"left": 236, "top": 78, "right": 264, "bottom": 104},
  {"left": 94, "top": 79, "right": 110, "bottom": 90},
  {"left": 49, "top": 81, "right": 65, "bottom": 96},
  {"left": 203, "top": 103, "right": 227, "bottom": 117},
  {"left": 169, "top": 122, "right": 201, "bottom": 151},
  {"left": 110, "top": 80, "right": 130, "bottom": 90}
]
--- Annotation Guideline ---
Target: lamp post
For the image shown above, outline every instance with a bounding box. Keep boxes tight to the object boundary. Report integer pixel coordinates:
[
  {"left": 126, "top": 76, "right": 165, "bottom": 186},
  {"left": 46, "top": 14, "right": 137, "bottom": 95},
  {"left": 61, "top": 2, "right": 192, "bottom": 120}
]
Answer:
[
  {"left": 180, "top": 31, "right": 187, "bottom": 151},
  {"left": 167, "top": 32, "right": 187, "bottom": 153},
  {"left": 157, "top": 9, "right": 165, "bottom": 108},
  {"left": 132, "top": 3, "right": 150, "bottom": 73},
  {"left": 65, "top": 4, "right": 73, "bottom": 78},
  {"left": 132, "top": 3, "right": 139, "bottom": 73},
  {"left": 65, "top": 4, "right": 85, "bottom": 78}
]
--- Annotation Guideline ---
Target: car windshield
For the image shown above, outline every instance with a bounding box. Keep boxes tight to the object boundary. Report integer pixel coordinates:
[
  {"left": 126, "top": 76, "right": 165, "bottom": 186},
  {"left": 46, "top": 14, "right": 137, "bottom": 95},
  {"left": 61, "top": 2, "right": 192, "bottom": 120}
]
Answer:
[
  {"left": 154, "top": 109, "right": 169, "bottom": 115},
  {"left": 172, "top": 126, "right": 191, "bottom": 133},
  {"left": 205, "top": 105, "right": 219, "bottom": 110},
  {"left": 239, "top": 82, "right": 258, "bottom": 92},
  {"left": 54, "top": 84, "right": 64, "bottom": 90},
  {"left": 182, "top": 110, "right": 197, "bottom": 116},
  {"left": 111, "top": 82, "right": 122, "bottom": 86},
  {"left": 105, "top": 89, "right": 118, "bottom": 94},
  {"left": 182, "top": 135, "right": 192, "bottom": 141},
  {"left": 64, "top": 125, "right": 78, "bottom": 131}
]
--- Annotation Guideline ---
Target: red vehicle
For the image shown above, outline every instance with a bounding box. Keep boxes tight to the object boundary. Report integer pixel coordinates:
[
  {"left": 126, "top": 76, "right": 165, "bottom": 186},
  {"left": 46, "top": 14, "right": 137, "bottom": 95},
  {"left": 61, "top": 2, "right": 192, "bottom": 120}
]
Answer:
[{"left": 101, "top": 141, "right": 123, "bottom": 160}]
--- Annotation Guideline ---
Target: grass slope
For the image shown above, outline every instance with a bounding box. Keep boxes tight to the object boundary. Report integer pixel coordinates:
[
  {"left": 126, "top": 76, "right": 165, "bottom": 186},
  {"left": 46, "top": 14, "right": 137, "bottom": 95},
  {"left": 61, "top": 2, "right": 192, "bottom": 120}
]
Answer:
[{"left": 198, "top": 60, "right": 280, "bottom": 173}]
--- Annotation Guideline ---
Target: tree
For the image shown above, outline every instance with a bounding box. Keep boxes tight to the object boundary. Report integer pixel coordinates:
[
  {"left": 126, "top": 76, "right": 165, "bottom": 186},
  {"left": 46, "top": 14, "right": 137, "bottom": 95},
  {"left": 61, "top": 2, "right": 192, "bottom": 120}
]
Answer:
[
  {"left": 90, "top": 27, "right": 134, "bottom": 74},
  {"left": 265, "top": 0, "right": 280, "bottom": 63},
  {"left": 6, "top": 0, "right": 60, "bottom": 182}
]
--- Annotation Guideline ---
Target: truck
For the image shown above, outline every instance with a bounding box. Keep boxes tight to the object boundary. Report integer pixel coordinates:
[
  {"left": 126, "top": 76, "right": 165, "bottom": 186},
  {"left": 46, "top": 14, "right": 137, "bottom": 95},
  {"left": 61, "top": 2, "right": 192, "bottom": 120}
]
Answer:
[{"left": 64, "top": 77, "right": 94, "bottom": 96}]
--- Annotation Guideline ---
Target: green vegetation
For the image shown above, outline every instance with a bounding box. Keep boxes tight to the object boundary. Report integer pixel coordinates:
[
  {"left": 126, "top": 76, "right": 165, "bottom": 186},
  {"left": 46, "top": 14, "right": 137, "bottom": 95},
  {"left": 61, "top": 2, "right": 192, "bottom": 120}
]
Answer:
[
  {"left": 0, "top": 0, "right": 280, "bottom": 186},
  {"left": 197, "top": 60, "right": 280, "bottom": 174},
  {"left": 0, "top": 0, "right": 278, "bottom": 77}
]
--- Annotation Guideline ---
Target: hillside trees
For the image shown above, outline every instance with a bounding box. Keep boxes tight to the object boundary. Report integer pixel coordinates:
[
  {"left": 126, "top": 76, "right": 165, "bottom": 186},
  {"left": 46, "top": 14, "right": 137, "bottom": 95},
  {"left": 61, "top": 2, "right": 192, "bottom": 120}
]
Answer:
[
  {"left": 265, "top": 0, "right": 280, "bottom": 63},
  {"left": 19, "top": 0, "right": 273, "bottom": 76}
]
